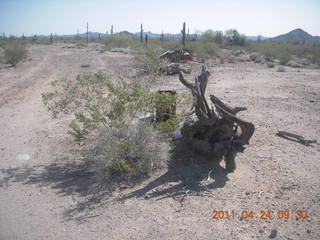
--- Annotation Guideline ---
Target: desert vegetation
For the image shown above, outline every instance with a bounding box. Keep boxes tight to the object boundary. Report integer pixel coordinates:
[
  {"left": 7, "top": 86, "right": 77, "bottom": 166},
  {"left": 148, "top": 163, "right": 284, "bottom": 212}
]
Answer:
[
  {"left": 42, "top": 69, "right": 189, "bottom": 183},
  {"left": 27, "top": 25, "right": 320, "bottom": 185},
  {"left": 1, "top": 23, "right": 320, "bottom": 240},
  {"left": 0, "top": 40, "right": 28, "bottom": 66},
  {"left": 1, "top": 27, "right": 319, "bottom": 68}
]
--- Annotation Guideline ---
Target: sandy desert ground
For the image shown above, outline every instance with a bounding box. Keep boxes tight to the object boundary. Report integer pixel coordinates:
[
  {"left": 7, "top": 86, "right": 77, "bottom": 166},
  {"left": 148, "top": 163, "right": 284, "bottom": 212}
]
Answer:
[{"left": 0, "top": 44, "right": 319, "bottom": 240}]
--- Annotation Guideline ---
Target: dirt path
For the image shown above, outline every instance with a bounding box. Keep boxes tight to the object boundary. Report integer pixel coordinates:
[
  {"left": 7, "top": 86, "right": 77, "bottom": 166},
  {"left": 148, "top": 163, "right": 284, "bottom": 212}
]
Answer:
[{"left": 0, "top": 44, "right": 319, "bottom": 240}]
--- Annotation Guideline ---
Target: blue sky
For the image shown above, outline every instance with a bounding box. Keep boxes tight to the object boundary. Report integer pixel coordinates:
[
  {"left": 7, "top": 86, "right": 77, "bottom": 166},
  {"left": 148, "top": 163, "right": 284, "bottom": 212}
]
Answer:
[{"left": 0, "top": 0, "right": 319, "bottom": 37}]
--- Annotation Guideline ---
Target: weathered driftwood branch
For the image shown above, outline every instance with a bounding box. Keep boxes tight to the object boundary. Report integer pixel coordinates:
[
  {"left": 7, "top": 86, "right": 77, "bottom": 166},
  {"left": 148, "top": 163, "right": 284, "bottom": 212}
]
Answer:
[
  {"left": 179, "top": 66, "right": 217, "bottom": 125},
  {"left": 177, "top": 66, "right": 255, "bottom": 172},
  {"left": 276, "top": 131, "right": 317, "bottom": 146}
]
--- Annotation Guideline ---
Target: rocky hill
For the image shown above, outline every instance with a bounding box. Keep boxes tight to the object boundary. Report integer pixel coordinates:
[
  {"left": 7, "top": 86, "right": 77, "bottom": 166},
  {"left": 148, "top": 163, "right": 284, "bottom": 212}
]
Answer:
[{"left": 269, "top": 28, "right": 320, "bottom": 42}]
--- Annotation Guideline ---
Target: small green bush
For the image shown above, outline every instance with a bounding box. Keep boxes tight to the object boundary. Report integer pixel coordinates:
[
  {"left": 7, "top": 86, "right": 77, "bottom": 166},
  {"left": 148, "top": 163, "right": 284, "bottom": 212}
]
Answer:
[
  {"left": 103, "top": 121, "right": 168, "bottom": 181},
  {"left": 267, "top": 62, "right": 275, "bottom": 68},
  {"left": 153, "top": 91, "right": 179, "bottom": 135},
  {"left": 4, "top": 41, "right": 27, "bottom": 66},
  {"left": 134, "top": 43, "right": 164, "bottom": 75},
  {"left": 42, "top": 71, "right": 175, "bottom": 183},
  {"left": 42, "top": 72, "right": 154, "bottom": 142}
]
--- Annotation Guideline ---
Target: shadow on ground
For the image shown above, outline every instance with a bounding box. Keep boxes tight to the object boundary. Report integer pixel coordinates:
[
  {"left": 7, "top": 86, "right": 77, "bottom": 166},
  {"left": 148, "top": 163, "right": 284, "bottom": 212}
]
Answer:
[
  {"left": 119, "top": 139, "right": 230, "bottom": 201},
  {"left": 0, "top": 140, "right": 237, "bottom": 222},
  {"left": 0, "top": 158, "right": 113, "bottom": 222}
]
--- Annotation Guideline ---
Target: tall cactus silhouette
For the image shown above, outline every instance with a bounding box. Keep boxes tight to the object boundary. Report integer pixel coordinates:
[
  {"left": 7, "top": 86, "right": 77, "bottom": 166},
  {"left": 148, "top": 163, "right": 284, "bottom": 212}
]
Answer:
[
  {"left": 140, "top": 24, "right": 143, "bottom": 44},
  {"left": 181, "top": 22, "right": 186, "bottom": 48},
  {"left": 86, "top": 22, "right": 89, "bottom": 45}
]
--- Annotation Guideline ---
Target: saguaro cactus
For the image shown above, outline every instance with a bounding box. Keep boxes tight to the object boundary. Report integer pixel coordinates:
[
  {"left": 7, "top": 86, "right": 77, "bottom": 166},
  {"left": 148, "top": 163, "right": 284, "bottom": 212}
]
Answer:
[
  {"left": 111, "top": 25, "right": 113, "bottom": 35},
  {"left": 181, "top": 22, "right": 186, "bottom": 48},
  {"left": 160, "top": 31, "right": 164, "bottom": 41},
  {"left": 140, "top": 24, "right": 143, "bottom": 44},
  {"left": 86, "top": 22, "right": 89, "bottom": 45},
  {"left": 50, "top": 33, "right": 53, "bottom": 44},
  {"left": 77, "top": 28, "right": 80, "bottom": 42}
]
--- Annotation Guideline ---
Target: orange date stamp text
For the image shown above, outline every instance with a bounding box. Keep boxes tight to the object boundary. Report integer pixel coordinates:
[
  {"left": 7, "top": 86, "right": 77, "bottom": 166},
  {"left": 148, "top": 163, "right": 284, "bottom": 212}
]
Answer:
[{"left": 211, "top": 209, "right": 308, "bottom": 220}]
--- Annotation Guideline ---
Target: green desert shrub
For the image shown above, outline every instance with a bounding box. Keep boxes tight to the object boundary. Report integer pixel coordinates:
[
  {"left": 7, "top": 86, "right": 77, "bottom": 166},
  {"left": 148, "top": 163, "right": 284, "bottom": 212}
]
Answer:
[
  {"left": 225, "top": 29, "right": 246, "bottom": 46},
  {"left": 4, "top": 41, "right": 27, "bottom": 66},
  {"left": 267, "top": 62, "right": 275, "bottom": 68},
  {"left": 186, "top": 41, "right": 220, "bottom": 59},
  {"left": 102, "top": 121, "right": 168, "bottom": 182},
  {"left": 103, "top": 34, "right": 138, "bottom": 50},
  {"left": 153, "top": 91, "right": 179, "bottom": 135},
  {"left": 134, "top": 43, "right": 165, "bottom": 75},
  {"left": 42, "top": 71, "right": 191, "bottom": 183},
  {"left": 42, "top": 72, "right": 153, "bottom": 142}
]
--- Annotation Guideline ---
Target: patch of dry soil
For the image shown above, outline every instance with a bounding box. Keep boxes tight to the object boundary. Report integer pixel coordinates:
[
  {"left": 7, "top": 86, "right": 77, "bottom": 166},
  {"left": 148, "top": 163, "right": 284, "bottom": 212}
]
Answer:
[{"left": 0, "top": 44, "right": 319, "bottom": 240}]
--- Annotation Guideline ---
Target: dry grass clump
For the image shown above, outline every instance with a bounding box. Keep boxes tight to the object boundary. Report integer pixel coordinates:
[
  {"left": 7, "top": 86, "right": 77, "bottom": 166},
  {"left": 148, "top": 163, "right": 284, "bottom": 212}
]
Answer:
[{"left": 3, "top": 41, "right": 28, "bottom": 66}]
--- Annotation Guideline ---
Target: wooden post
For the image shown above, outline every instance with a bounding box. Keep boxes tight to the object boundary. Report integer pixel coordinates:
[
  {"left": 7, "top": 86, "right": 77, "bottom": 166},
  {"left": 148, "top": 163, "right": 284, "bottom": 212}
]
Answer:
[
  {"left": 181, "top": 22, "right": 186, "bottom": 48},
  {"left": 86, "top": 22, "right": 89, "bottom": 45},
  {"left": 140, "top": 24, "right": 143, "bottom": 44}
]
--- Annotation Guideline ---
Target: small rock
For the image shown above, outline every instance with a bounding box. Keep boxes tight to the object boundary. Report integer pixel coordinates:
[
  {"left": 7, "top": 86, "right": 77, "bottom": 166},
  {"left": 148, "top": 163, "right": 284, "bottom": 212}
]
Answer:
[
  {"left": 268, "top": 229, "right": 277, "bottom": 239},
  {"left": 16, "top": 154, "right": 31, "bottom": 161},
  {"left": 286, "top": 60, "right": 302, "bottom": 68},
  {"left": 144, "top": 195, "right": 150, "bottom": 199},
  {"left": 245, "top": 191, "right": 250, "bottom": 195}
]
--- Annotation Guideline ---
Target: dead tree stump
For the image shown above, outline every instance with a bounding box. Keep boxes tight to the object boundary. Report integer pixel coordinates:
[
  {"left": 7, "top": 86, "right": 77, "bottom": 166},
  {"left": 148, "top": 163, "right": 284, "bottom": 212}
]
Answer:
[{"left": 178, "top": 66, "right": 255, "bottom": 172}]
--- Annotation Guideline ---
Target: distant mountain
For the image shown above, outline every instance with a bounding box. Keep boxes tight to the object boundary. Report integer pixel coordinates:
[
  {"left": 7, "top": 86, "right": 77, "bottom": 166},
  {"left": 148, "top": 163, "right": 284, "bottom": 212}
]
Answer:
[
  {"left": 133, "top": 31, "right": 182, "bottom": 38},
  {"left": 118, "top": 31, "right": 134, "bottom": 36},
  {"left": 78, "top": 32, "right": 106, "bottom": 37},
  {"left": 268, "top": 28, "right": 320, "bottom": 42},
  {"left": 246, "top": 35, "right": 269, "bottom": 41},
  {"left": 36, "top": 28, "right": 320, "bottom": 43}
]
